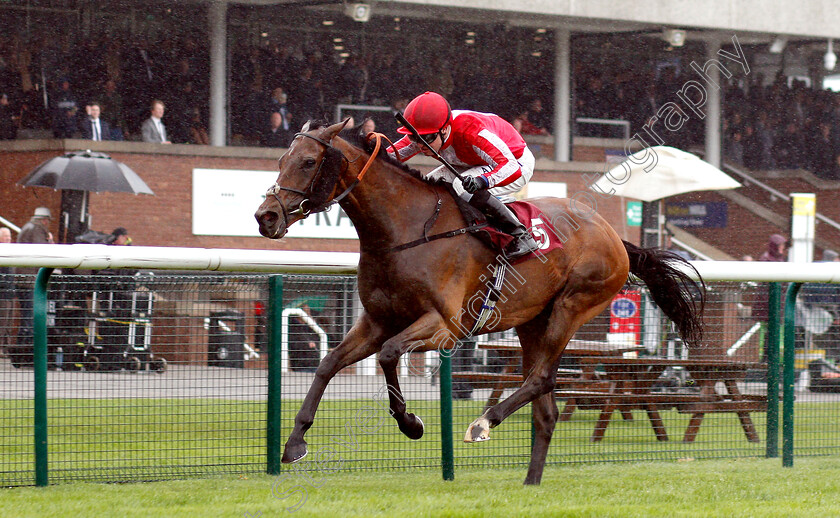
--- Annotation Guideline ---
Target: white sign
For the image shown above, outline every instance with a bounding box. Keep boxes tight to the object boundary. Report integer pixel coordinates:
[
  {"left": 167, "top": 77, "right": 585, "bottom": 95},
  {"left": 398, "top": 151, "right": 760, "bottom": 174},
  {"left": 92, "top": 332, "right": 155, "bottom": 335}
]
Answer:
[
  {"left": 526, "top": 181, "right": 567, "bottom": 199},
  {"left": 191, "top": 168, "right": 358, "bottom": 239}
]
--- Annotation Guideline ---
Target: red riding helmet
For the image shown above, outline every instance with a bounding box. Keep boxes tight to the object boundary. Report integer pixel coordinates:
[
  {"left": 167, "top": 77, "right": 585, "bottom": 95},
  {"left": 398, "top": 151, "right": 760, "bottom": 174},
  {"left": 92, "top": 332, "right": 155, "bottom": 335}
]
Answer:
[{"left": 397, "top": 91, "right": 452, "bottom": 135}]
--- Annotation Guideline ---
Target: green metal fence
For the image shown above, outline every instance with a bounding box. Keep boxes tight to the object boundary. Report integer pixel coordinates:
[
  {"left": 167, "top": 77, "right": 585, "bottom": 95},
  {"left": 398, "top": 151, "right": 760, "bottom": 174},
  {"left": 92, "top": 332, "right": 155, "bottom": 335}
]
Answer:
[{"left": 2, "top": 272, "right": 840, "bottom": 487}]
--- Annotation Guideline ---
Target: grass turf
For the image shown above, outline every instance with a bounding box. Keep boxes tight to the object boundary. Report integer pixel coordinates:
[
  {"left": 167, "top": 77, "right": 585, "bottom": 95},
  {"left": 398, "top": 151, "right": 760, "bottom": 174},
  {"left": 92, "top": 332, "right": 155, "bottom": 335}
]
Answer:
[
  {"left": 2, "top": 397, "right": 839, "bottom": 487},
  {"left": 2, "top": 457, "right": 840, "bottom": 517}
]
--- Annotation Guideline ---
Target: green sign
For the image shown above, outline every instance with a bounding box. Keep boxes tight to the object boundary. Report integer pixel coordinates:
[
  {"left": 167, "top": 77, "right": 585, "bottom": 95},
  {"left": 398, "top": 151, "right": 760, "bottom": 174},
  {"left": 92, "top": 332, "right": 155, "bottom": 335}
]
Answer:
[{"left": 626, "top": 201, "right": 642, "bottom": 227}]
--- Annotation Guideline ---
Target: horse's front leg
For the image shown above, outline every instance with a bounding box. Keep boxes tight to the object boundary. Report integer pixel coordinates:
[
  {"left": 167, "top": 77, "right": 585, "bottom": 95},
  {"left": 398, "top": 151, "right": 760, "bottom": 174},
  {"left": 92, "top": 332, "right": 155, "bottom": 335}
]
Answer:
[
  {"left": 377, "top": 311, "right": 447, "bottom": 440},
  {"left": 282, "top": 312, "right": 387, "bottom": 464}
]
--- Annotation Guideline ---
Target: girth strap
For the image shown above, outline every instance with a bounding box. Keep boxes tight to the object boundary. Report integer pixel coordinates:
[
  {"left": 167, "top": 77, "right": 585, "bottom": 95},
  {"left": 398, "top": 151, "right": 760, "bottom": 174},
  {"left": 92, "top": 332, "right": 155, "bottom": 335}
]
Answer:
[{"left": 389, "top": 222, "right": 488, "bottom": 253}]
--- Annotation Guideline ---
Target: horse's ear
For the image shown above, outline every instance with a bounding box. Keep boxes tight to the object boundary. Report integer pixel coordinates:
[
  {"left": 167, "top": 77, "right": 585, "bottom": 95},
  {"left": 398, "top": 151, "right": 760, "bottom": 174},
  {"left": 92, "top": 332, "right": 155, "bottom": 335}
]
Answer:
[
  {"left": 300, "top": 120, "right": 312, "bottom": 133},
  {"left": 322, "top": 119, "right": 349, "bottom": 141}
]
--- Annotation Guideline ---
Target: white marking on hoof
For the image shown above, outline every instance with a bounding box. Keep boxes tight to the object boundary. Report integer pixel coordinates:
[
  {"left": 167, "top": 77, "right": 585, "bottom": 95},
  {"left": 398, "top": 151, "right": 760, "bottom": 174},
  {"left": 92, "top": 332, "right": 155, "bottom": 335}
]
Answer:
[{"left": 464, "top": 416, "right": 491, "bottom": 443}]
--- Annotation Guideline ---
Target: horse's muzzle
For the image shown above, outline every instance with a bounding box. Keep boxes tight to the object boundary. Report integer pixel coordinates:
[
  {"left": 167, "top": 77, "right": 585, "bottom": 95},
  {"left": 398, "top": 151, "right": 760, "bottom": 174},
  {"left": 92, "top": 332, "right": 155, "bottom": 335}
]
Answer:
[{"left": 255, "top": 208, "right": 286, "bottom": 239}]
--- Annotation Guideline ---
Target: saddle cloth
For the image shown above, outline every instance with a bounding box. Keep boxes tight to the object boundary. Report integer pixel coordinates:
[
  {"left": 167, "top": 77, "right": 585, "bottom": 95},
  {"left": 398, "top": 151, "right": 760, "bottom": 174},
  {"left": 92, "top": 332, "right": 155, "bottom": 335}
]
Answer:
[{"left": 449, "top": 188, "right": 563, "bottom": 263}]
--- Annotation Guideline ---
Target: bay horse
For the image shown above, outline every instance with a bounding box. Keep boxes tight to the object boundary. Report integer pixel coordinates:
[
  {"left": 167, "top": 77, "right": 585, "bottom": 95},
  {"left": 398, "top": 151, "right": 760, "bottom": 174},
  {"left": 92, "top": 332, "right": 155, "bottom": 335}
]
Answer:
[{"left": 255, "top": 120, "right": 704, "bottom": 485}]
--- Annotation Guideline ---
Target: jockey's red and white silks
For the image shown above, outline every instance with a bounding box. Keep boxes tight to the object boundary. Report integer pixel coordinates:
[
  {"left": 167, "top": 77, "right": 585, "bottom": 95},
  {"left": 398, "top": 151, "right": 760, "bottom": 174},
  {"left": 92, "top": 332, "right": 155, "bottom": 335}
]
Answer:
[{"left": 389, "top": 110, "right": 529, "bottom": 189}]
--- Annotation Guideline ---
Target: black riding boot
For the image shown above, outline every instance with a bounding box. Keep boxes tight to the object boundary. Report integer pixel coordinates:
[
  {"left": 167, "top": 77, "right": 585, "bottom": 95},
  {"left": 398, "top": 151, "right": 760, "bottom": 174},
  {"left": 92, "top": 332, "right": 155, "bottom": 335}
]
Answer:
[{"left": 468, "top": 190, "right": 539, "bottom": 259}]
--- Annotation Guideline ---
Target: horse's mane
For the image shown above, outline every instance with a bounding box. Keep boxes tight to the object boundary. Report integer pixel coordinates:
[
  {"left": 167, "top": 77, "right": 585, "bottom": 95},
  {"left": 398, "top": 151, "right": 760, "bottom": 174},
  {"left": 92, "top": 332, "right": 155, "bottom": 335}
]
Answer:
[{"left": 305, "top": 119, "right": 423, "bottom": 180}]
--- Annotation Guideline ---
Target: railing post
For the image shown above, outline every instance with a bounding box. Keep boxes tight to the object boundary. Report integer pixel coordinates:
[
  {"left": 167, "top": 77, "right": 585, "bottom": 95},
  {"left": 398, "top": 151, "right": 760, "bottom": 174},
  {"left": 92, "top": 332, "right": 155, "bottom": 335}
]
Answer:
[
  {"left": 266, "top": 275, "right": 284, "bottom": 475},
  {"left": 439, "top": 347, "right": 454, "bottom": 481},
  {"left": 782, "top": 282, "right": 802, "bottom": 467},
  {"left": 33, "top": 267, "right": 54, "bottom": 487},
  {"left": 765, "top": 282, "right": 781, "bottom": 458}
]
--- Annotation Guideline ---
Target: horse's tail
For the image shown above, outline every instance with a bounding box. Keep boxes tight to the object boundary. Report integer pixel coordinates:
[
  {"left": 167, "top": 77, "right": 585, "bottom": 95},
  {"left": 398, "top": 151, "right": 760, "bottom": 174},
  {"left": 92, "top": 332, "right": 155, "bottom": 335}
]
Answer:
[{"left": 622, "top": 240, "right": 705, "bottom": 347}]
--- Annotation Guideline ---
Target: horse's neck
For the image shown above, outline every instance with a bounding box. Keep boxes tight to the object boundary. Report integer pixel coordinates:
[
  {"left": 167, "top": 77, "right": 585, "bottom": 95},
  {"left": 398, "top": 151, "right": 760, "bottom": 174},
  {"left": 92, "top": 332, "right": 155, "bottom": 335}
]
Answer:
[{"left": 336, "top": 143, "right": 443, "bottom": 251}]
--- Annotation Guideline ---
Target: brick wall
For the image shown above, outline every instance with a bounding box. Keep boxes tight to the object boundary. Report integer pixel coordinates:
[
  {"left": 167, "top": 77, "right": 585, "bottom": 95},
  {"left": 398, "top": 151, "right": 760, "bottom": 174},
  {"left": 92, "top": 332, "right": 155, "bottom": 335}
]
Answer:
[{"left": 0, "top": 140, "right": 632, "bottom": 251}]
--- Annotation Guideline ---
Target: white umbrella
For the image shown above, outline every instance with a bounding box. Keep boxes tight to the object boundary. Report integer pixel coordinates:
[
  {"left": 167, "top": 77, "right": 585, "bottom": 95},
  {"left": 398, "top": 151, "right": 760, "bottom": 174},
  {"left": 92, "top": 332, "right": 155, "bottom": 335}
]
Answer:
[{"left": 592, "top": 146, "right": 741, "bottom": 202}]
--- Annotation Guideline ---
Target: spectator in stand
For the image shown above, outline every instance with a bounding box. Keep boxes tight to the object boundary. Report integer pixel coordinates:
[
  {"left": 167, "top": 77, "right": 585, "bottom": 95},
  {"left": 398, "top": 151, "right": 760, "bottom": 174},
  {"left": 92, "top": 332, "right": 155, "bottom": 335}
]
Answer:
[
  {"left": 98, "top": 79, "right": 125, "bottom": 140},
  {"left": 140, "top": 99, "right": 170, "bottom": 144},
  {"left": 741, "top": 123, "right": 763, "bottom": 170},
  {"left": 260, "top": 111, "right": 292, "bottom": 148},
  {"left": 79, "top": 101, "right": 113, "bottom": 141},
  {"left": 512, "top": 102, "right": 550, "bottom": 137},
  {"left": 753, "top": 111, "right": 775, "bottom": 169},
  {"left": 811, "top": 121, "right": 837, "bottom": 179},
  {"left": 167, "top": 81, "right": 201, "bottom": 144},
  {"left": 526, "top": 98, "right": 551, "bottom": 134},
  {"left": 51, "top": 78, "right": 79, "bottom": 138},
  {"left": 288, "top": 66, "right": 322, "bottom": 124},
  {"left": 759, "top": 234, "right": 788, "bottom": 262},
  {"left": 267, "top": 87, "right": 292, "bottom": 128},
  {"left": 774, "top": 121, "right": 804, "bottom": 169},
  {"left": 341, "top": 55, "right": 369, "bottom": 105},
  {"left": 0, "top": 93, "right": 18, "bottom": 140},
  {"left": 724, "top": 125, "right": 745, "bottom": 165},
  {"left": 188, "top": 107, "right": 210, "bottom": 145},
  {"left": 243, "top": 82, "right": 271, "bottom": 142}
]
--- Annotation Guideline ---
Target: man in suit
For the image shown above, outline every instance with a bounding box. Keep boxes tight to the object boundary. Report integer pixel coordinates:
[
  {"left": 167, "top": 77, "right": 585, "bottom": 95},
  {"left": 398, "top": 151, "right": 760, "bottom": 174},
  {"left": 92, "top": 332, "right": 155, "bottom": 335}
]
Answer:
[
  {"left": 79, "top": 101, "right": 113, "bottom": 141},
  {"left": 260, "top": 111, "right": 293, "bottom": 147},
  {"left": 140, "top": 99, "right": 170, "bottom": 143}
]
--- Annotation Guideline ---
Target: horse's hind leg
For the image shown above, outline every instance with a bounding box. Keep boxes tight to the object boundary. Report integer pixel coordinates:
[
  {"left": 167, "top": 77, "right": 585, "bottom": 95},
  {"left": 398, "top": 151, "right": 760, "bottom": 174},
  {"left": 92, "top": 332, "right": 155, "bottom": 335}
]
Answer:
[
  {"left": 283, "top": 312, "right": 388, "bottom": 464},
  {"left": 465, "top": 288, "right": 616, "bottom": 445},
  {"left": 526, "top": 392, "right": 559, "bottom": 485},
  {"left": 518, "top": 318, "right": 560, "bottom": 485}
]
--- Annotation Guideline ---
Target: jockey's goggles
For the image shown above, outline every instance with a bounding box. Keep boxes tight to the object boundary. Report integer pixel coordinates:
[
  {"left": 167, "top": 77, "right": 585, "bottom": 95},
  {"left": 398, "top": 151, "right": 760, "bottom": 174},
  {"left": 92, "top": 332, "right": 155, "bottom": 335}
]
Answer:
[{"left": 409, "top": 131, "right": 438, "bottom": 145}]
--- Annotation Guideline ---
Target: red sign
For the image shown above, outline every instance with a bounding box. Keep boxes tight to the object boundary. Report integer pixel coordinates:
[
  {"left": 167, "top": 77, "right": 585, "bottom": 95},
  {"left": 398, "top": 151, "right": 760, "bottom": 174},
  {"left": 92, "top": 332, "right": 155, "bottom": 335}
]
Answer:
[{"left": 609, "top": 290, "right": 641, "bottom": 343}]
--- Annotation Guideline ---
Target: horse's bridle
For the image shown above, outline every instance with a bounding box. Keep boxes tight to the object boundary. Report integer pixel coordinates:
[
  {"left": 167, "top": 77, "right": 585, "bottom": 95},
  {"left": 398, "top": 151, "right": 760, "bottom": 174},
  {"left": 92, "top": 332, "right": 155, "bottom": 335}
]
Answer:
[{"left": 265, "top": 130, "right": 387, "bottom": 229}]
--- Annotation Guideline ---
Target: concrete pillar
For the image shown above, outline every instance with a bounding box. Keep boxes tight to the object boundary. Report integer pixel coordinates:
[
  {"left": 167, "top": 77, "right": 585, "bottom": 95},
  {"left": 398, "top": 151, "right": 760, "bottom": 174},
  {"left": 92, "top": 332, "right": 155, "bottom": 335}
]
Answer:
[
  {"left": 705, "top": 40, "right": 722, "bottom": 169},
  {"left": 209, "top": 0, "right": 227, "bottom": 147},
  {"left": 553, "top": 28, "right": 571, "bottom": 162}
]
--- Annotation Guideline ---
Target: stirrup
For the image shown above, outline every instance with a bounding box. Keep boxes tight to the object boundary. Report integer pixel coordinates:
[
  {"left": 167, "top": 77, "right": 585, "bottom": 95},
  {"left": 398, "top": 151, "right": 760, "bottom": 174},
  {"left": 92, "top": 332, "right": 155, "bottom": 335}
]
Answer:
[{"left": 504, "top": 232, "right": 539, "bottom": 259}]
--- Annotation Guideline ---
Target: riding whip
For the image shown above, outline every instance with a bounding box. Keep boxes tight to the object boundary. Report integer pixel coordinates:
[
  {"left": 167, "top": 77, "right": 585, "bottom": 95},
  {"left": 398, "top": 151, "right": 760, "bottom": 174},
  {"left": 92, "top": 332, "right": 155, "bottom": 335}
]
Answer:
[{"left": 393, "top": 110, "right": 464, "bottom": 181}]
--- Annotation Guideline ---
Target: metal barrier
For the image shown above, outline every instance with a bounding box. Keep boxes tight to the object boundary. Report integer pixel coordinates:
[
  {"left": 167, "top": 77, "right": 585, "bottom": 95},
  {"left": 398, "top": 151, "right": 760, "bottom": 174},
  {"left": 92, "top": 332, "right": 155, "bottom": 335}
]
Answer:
[{"left": 1, "top": 248, "right": 840, "bottom": 487}]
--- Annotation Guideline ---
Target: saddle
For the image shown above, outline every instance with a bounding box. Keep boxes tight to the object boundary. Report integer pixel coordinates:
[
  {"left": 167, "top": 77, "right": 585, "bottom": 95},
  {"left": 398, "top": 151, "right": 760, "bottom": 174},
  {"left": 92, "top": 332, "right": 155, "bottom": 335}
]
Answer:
[{"left": 447, "top": 186, "right": 561, "bottom": 264}]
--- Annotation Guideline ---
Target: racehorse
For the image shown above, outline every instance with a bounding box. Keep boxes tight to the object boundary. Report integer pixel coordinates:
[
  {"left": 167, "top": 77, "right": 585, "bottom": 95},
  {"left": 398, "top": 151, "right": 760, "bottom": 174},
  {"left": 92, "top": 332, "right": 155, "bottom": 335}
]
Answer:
[{"left": 255, "top": 120, "right": 704, "bottom": 485}]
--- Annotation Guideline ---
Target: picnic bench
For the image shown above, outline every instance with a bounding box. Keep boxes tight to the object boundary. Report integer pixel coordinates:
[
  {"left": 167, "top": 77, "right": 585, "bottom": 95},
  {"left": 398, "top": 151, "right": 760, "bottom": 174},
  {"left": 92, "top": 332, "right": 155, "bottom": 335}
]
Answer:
[
  {"left": 452, "top": 339, "right": 643, "bottom": 411},
  {"left": 564, "top": 357, "right": 767, "bottom": 443},
  {"left": 451, "top": 340, "right": 767, "bottom": 443}
]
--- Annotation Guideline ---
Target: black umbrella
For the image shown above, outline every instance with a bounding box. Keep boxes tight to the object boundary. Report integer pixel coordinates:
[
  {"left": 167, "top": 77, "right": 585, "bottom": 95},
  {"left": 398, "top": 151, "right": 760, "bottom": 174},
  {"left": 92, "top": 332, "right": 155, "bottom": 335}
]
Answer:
[
  {"left": 18, "top": 150, "right": 154, "bottom": 243},
  {"left": 18, "top": 150, "right": 154, "bottom": 194}
]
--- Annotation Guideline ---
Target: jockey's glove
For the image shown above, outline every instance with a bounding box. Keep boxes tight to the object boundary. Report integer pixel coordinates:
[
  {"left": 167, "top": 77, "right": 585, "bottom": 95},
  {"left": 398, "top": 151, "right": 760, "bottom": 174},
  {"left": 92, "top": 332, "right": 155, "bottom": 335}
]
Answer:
[{"left": 462, "top": 175, "right": 489, "bottom": 193}]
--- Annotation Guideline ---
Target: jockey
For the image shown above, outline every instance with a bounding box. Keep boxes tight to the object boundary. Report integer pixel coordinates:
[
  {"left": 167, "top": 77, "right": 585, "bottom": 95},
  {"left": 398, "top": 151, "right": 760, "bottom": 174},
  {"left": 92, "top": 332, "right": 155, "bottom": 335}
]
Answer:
[{"left": 389, "top": 91, "right": 539, "bottom": 260}]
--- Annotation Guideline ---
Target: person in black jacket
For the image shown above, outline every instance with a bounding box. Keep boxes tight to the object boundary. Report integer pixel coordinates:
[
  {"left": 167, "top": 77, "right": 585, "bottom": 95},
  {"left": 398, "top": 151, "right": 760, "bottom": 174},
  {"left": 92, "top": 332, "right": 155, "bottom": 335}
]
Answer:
[
  {"left": 0, "top": 93, "right": 18, "bottom": 140},
  {"left": 78, "top": 101, "right": 113, "bottom": 141},
  {"left": 260, "top": 111, "right": 293, "bottom": 148}
]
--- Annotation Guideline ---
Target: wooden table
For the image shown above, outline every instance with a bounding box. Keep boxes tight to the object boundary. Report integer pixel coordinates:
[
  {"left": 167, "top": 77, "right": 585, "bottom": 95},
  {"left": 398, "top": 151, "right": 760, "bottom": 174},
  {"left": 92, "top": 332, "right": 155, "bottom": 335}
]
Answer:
[
  {"left": 563, "top": 357, "right": 767, "bottom": 443},
  {"left": 451, "top": 339, "right": 644, "bottom": 411}
]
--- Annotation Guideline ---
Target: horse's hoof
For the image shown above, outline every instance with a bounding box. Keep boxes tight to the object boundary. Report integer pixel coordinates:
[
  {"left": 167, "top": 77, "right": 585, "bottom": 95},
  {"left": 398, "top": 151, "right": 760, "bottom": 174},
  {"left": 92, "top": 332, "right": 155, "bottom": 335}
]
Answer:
[
  {"left": 399, "top": 413, "right": 425, "bottom": 440},
  {"left": 281, "top": 441, "right": 308, "bottom": 464},
  {"left": 464, "top": 416, "right": 491, "bottom": 443}
]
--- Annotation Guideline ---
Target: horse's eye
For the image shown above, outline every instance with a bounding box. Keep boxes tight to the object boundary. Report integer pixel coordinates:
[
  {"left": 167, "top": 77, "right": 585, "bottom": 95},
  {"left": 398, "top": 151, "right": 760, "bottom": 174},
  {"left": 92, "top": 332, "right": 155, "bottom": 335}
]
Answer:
[{"left": 303, "top": 158, "right": 317, "bottom": 168}]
